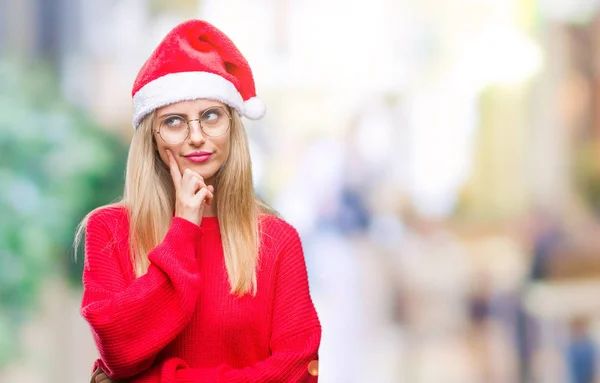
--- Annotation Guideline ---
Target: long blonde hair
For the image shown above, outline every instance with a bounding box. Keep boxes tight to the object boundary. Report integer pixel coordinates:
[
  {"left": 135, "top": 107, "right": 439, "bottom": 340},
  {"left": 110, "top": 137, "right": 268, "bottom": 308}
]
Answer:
[{"left": 75, "top": 108, "right": 276, "bottom": 296}]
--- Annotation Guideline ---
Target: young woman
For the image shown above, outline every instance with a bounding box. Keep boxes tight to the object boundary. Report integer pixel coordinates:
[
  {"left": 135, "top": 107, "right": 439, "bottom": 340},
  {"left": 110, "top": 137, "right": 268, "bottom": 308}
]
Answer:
[{"left": 76, "top": 20, "right": 321, "bottom": 383}]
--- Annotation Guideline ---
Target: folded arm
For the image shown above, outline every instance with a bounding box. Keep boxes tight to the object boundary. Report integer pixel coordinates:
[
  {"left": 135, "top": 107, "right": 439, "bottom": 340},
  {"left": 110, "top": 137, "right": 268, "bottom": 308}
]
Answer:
[
  {"left": 81, "top": 210, "right": 203, "bottom": 379},
  {"left": 131, "top": 221, "right": 322, "bottom": 383}
]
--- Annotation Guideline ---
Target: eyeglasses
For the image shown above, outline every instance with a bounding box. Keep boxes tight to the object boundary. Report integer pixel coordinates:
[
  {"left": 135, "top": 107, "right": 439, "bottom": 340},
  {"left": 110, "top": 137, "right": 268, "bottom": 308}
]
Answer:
[{"left": 156, "top": 106, "right": 232, "bottom": 144}]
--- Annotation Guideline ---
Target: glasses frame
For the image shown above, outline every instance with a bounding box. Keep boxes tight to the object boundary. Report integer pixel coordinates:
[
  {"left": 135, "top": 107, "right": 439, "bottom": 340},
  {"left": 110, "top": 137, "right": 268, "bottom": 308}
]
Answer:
[{"left": 156, "top": 106, "right": 232, "bottom": 144}]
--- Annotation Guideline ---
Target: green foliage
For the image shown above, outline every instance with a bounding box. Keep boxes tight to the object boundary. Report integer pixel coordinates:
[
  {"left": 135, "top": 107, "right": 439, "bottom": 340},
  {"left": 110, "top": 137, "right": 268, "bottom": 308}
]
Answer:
[{"left": 0, "top": 59, "right": 128, "bottom": 366}]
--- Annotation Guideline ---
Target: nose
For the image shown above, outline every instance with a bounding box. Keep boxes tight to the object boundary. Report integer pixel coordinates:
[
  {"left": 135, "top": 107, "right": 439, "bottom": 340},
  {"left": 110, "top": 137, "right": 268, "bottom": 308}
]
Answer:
[{"left": 187, "top": 119, "right": 206, "bottom": 145}]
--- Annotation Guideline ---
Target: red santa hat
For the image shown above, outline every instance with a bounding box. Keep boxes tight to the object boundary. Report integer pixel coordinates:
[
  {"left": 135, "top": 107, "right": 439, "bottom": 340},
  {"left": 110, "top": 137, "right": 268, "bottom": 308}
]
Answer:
[{"left": 131, "top": 20, "right": 266, "bottom": 128}]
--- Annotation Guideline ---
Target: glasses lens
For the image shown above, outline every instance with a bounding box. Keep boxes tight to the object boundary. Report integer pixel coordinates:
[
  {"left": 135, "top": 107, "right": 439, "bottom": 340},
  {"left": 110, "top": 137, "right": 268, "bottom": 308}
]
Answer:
[
  {"left": 159, "top": 116, "right": 188, "bottom": 144},
  {"left": 200, "top": 107, "right": 230, "bottom": 137}
]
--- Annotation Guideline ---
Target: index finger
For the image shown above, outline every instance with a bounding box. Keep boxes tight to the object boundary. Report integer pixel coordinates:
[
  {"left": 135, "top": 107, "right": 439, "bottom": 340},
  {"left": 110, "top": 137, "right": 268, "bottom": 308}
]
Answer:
[{"left": 166, "top": 150, "right": 182, "bottom": 192}]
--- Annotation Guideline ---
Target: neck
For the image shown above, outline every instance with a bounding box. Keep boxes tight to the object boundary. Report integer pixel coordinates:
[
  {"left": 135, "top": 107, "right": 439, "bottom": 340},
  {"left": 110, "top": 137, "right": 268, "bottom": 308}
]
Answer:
[
  {"left": 203, "top": 176, "right": 217, "bottom": 217},
  {"left": 203, "top": 203, "right": 216, "bottom": 217}
]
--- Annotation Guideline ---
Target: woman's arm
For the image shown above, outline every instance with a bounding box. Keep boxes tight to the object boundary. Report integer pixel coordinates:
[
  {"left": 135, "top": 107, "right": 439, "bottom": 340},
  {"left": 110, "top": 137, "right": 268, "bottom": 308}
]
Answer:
[
  {"left": 81, "top": 209, "right": 204, "bottom": 379},
  {"left": 128, "top": 221, "right": 322, "bottom": 383},
  {"left": 170, "top": 329, "right": 321, "bottom": 382}
]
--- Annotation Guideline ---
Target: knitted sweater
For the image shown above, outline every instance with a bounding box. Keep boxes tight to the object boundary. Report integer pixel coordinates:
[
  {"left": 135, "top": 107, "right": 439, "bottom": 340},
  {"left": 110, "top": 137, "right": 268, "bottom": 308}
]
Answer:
[{"left": 80, "top": 206, "right": 321, "bottom": 382}]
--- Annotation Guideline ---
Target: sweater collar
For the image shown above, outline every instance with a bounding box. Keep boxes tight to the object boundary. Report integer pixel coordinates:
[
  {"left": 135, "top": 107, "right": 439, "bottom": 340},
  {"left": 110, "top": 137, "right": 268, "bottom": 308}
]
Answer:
[{"left": 200, "top": 216, "right": 219, "bottom": 230}]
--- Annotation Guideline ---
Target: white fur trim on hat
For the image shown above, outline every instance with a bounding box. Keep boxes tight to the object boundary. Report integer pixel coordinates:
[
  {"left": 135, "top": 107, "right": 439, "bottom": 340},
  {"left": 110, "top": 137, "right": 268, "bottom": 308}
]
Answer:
[{"left": 132, "top": 71, "right": 248, "bottom": 128}]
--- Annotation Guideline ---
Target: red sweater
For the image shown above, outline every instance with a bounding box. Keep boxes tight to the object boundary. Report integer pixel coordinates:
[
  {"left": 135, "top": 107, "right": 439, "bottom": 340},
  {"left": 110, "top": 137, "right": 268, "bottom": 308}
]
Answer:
[{"left": 80, "top": 206, "right": 321, "bottom": 382}]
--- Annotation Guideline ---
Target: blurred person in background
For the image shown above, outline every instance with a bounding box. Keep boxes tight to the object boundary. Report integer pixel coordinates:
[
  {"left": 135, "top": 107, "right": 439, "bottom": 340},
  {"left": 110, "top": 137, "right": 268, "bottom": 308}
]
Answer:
[
  {"left": 74, "top": 20, "right": 321, "bottom": 383},
  {"left": 273, "top": 134, "right": 369, "bottom": 382},
  {"left": 567, "top": 316, "right": 597, "bottom": 383}
]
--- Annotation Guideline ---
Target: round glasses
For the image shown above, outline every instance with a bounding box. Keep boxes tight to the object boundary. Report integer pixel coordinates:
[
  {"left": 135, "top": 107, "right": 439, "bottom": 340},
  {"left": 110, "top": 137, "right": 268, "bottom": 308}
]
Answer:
[{"left": 156, "top": 106, "right": 232, "bottom": 144}]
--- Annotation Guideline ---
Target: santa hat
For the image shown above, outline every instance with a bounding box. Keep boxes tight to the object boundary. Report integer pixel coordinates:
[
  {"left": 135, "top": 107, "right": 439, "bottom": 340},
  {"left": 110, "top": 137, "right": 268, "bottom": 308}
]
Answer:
[{"left": 131, "top": 20, "right": 266, "bottom": 128}]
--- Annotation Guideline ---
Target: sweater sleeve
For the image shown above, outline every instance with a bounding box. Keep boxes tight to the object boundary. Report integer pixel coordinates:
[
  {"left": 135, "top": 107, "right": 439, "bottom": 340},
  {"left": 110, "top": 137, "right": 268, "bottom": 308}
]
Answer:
[
  {"left": 81, "top": 210, "right": 204, "bottom": 379},
  {"left": 133, "top": 222, "right": 322, "bottom": 383}
]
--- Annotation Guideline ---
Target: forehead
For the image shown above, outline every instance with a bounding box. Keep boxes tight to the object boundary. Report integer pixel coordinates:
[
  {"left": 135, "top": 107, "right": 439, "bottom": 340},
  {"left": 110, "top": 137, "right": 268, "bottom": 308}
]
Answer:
[{"left": 156, "top": 99, "right": 226, "bottom": 115}]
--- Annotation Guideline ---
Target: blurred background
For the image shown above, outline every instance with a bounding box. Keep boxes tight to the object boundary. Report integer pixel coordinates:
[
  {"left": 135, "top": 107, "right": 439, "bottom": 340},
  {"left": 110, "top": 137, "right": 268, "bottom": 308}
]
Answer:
[{"left": 3, "top": 0, "right": 600, "bottom": 382}]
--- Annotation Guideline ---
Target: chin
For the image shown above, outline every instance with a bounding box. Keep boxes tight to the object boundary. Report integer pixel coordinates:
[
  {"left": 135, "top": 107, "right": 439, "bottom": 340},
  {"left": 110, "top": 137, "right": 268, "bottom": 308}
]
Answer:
[{"left": 186, "top": 164, "right": 218, "bottom": 180}]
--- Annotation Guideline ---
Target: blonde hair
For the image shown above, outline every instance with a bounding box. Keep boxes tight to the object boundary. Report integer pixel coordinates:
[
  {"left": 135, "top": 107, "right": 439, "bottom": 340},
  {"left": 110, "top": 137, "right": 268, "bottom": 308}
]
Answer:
[{"left": 75, "top": 108, "right": 276, "bottom": 296}]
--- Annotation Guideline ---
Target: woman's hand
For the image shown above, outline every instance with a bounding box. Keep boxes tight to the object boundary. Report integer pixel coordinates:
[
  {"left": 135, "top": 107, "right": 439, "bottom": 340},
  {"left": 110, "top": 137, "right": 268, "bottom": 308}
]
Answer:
[
  {"left": 90, "top": 368, "right": 123, "bottom": 383},
  {"left": 167, "top": 149, "right": 214, "bottom": 226}
]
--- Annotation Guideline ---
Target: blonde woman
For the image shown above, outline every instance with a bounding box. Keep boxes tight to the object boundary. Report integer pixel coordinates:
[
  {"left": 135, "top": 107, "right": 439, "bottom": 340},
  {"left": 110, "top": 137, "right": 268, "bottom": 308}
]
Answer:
[{"left": 76, "top": 20, "right": 321, "bottom": 383}]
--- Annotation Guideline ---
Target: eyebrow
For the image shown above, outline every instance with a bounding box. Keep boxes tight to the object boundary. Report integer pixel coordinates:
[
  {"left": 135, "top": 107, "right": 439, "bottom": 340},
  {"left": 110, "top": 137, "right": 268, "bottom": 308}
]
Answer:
[{"left": 157, "top": 106, "right": 223, "bottom": 119}]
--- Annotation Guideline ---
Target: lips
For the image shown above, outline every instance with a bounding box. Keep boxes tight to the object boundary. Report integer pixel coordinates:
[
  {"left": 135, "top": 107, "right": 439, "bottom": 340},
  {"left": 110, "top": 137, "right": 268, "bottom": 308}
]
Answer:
[{"left": 184, "top": 152, "right": 213, "bottom": 163}]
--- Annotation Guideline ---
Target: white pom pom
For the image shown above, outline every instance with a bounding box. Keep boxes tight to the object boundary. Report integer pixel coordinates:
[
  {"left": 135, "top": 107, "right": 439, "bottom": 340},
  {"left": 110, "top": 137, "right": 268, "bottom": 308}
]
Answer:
[{"left": 243, "top": 97, "right": 267, "bottom": 120}]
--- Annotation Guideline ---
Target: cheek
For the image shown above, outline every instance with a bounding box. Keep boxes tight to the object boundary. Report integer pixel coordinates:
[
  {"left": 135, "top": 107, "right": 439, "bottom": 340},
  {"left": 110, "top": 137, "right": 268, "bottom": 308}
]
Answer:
[
  {"left": 154, "top": 134, "right": 178, "bottom": 164},
  {"left": 222, "top": 140, "right": 231, "bottom": 159},
  {"left": 217, "top": 135, "right": 231, "bottom": 158}
]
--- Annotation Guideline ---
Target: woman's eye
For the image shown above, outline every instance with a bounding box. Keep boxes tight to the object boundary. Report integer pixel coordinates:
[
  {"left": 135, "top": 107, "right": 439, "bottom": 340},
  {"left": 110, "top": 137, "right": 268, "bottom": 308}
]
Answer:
[
  {"left": 164, "top": 116, "right": 184, "bottom": 127},
  {"left": 203, "top": 109, "right": 222, "bottom": 121}
]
